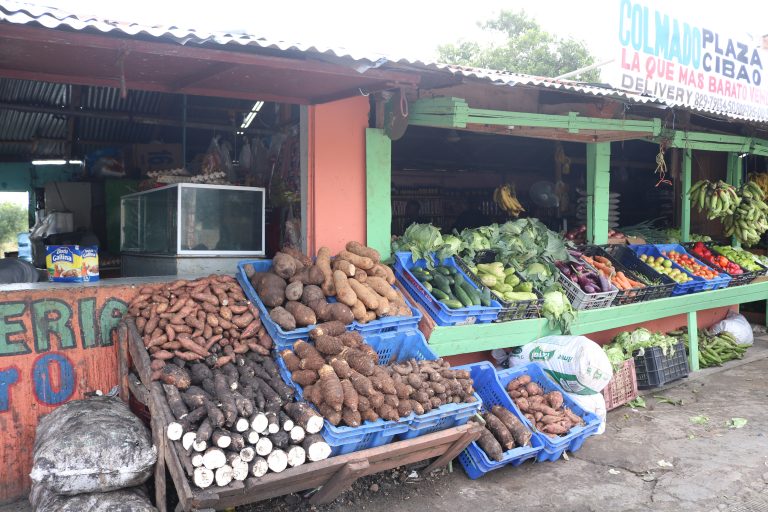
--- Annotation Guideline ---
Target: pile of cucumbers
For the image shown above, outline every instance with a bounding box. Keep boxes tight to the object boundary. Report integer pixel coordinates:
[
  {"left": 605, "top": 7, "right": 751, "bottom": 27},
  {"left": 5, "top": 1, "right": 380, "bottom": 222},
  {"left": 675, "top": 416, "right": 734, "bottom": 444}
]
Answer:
[{"left": 412, "top": 265, "right": 492, "bottom": 309}]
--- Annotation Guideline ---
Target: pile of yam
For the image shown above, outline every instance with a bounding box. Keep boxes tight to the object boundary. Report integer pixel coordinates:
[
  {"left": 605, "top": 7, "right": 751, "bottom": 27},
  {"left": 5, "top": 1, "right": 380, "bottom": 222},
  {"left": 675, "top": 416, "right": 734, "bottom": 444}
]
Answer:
[
  {"left": 280, "top": 320, "right": 477, "bottom": 427},
  {"left": 470, "top": 404, "right": 533, "bottom": 462},
  {"left": 244, "top": 242, "right": 412, "bottom": 331},
  {"left": 128, "top": 274, "right": 273, "bottom": 375},
  {"left": 507, "top": 375, "right": 585, "bottom": 437}
]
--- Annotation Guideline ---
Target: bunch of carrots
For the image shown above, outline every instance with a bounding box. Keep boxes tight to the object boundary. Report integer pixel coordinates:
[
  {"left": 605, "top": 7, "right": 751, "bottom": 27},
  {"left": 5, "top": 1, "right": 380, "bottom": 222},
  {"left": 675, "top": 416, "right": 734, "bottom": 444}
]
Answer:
[{"left": 582, "top": 255, "right": 645, "bottom": 291}]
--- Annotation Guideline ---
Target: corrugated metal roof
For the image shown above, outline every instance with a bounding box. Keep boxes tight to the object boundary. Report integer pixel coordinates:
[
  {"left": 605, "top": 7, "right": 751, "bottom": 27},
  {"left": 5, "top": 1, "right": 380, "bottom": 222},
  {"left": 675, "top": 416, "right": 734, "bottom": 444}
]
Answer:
[{"left": 0, "top": 0, "right": 764, "bottom": 124}]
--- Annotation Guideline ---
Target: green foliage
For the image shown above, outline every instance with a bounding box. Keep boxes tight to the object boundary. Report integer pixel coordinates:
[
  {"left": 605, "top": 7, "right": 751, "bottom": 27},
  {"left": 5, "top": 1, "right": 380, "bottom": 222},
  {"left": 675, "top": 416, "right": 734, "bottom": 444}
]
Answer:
[
  {"left": 437, "top": 10, "right": 600, "bottom": 82},
  {"left": 0, "top": 202, "right": 28, "bottom": 252}
]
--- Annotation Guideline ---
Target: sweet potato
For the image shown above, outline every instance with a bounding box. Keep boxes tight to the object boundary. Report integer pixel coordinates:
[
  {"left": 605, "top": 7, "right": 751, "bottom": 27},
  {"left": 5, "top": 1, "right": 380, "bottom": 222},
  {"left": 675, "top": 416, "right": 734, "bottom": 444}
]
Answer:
[
  {"left": 272, "top": 252, "right": 298, "bottom": 279},
  {"left": 525, "top": 382, "right": 544, "bottom": 396},
  {"left": 370, "top": 263, "right": 396, "bottom": 285},
  {"left": 284, "top": 301, "right": 317, "bottom": 328},
  {"left": 353, "top": 269, "right": 367, "bottom": 283},
  {"left": 315, "top": 335, "right": 344, "bottom": 356},
  {"left": 319, "top": 365, "right": 344, "bottom": 412},
  {"left": 269, "top": 307, "right": 296, "bottom": 331},
  {"left": 285, "top": 281, "right": 304, "bottom": 302},
  {"left": 309, "top": 320, "right": 346, "bottom": 339},
  {"left": 347, "top": 278, "right": 380, "bottom": 310},
  {"left": 338, "top": 249, "right": 374, "bottom": 270},
  {"left": 366, "top": 276, "right": 398, "bottom": 301},
  {"left": 546, "top": 391, "right": 564, "bottom": 410},
  {"left": 301, "top": 285, "right": 325, "bottom": 306},
  {"left": 563, "top": 408, "right": 584, "bottom": 426},
  {"left": 292, "top": 369, "right": 319, "bottom": 387},
  {"left": 332, "top": 259, "right": 356, "bottom": 277},
  {"left": 255, "top": 274, "right": 287, "bottom": 308},
  {"left": 345, "top": 241, "right": 381, "bottom": 263},
  {"left": 316, "top": 247, "right": 335, "bottom": 296},
  {"left": 332, "top": 270, "right": 358, "bottom": 307},
  {"left": 476, "top": 425, "right": 504, "bottom": 462}
]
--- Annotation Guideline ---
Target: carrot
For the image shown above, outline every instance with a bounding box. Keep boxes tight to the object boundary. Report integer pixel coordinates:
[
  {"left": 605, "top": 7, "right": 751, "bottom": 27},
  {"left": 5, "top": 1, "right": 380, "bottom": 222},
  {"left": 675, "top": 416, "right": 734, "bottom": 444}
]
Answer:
[{"left": 594, "top": 256, "right": 612, "bottom": 266}]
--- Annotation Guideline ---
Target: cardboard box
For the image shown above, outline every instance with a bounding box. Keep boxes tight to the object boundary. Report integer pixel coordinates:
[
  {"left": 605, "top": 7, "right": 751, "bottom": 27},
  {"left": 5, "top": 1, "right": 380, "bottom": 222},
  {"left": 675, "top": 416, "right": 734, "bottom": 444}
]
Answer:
[
  {"left": 45, "top": 245, "right": 99, "bottom": 282},
  {"left": 133, "top": 144, "right": 182, "bottom": 174}
]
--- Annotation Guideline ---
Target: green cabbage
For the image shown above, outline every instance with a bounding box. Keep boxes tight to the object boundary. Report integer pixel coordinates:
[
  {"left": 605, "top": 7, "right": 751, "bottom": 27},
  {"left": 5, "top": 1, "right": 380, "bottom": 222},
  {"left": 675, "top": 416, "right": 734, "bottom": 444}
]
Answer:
[{"left": 542, "top": 289, "right": 576, "bottom": 333}]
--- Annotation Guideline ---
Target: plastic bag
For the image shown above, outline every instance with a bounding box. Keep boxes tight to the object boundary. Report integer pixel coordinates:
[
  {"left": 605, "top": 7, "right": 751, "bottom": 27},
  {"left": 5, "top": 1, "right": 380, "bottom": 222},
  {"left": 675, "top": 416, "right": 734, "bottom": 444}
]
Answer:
[
  {"left": 507, "top": 335, "right": 614, "bottom": 395},
  {"left": 30, "top": 484, "right": 157, "bottom": 512},
  {"left": 30, "top": 396, "right": 156, "bottom": 495},
  {"left": 708, "top": 311, "right": 754, "bottom": 346},
  {"left": 239, "top": 138, "right": 252, "bottom": 172},
  {"left": 565, "top": 392, "right": 607, "bottom": 435}
]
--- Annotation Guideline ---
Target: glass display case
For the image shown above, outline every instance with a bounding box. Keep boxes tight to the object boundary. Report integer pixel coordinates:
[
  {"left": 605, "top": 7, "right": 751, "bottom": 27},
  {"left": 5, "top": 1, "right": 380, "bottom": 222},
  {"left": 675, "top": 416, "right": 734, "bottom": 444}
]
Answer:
[{"left": 121, "top": 184, "right": 265, "bottom": 256}]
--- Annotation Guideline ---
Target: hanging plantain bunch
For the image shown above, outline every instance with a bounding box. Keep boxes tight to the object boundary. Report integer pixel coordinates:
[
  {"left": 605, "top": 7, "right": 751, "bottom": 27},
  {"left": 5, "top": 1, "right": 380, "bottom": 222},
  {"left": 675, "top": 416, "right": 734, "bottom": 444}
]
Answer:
[{"left": 689, "top": 179, "right": 740, "bottom": 220}]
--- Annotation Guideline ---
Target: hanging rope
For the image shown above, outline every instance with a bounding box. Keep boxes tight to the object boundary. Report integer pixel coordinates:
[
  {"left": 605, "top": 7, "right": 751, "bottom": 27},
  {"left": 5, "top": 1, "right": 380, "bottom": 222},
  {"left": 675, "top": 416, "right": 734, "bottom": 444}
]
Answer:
[{"left": 654, "top": 141, "right": 672, "bottom": 187}]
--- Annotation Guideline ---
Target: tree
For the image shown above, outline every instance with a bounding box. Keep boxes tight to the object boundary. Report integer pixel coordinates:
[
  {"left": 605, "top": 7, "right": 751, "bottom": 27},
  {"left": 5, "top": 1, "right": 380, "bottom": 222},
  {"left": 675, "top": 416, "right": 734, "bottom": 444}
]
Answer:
[
  {"left": 0, "top": 202, "right": 28, "bottom": 252},
  {"left": 437, "top": 10, "right": 601, "bottom": 82}
]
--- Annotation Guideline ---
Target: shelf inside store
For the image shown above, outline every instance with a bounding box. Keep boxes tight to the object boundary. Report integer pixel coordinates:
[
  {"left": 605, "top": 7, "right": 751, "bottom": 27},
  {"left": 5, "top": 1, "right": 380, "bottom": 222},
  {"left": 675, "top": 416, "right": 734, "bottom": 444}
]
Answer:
[{"left": 426, "top": 280, "right": 768, "bottom": 356}]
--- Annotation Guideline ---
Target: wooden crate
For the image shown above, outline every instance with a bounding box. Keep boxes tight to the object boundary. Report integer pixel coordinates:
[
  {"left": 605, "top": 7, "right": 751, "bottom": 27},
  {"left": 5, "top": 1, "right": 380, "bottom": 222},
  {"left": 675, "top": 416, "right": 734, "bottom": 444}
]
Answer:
[{"left": 118, "top": 319, "right": 481, "bottom": 511}]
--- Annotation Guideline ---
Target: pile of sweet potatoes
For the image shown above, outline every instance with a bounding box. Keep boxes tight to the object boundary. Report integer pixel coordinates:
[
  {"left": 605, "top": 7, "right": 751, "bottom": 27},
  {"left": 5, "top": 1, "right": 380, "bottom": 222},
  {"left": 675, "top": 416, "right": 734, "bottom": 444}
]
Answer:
[
  {"left": 244, "top": 242, "right": 412, "bottom": 332},
  {"left": 280, "top": 320, "right": 477, "bottom": 427},
  {"left": 470, "top": 405, "right": 533, "bottom": 462},
  {"left": 506, "top": 375, "right": 585, "bottom": 437},
  {"left": 128, "top": 274, "right": 273, "bottom": 379}
]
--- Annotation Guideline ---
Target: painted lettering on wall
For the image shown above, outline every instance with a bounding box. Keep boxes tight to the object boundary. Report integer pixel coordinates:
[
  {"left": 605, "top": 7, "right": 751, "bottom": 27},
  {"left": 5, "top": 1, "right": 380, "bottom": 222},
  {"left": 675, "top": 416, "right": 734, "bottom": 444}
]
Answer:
[{"left": 0, "top": 296, "right": 127, "bottom": 412}]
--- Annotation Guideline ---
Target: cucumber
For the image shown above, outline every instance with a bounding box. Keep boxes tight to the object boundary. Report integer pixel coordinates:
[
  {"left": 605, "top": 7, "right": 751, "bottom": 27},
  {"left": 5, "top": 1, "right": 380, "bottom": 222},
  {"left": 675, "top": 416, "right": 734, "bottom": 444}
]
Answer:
[
  {"left": 431, "top": 288, "right": 450, "bottom": 301},
  {"left": 431, "top": 274, "right": 451, "bottom": 294},
  {"left": 453, "top": 283, "right": 473, "bottom": 307},
  {"left": 460, "top": 281, "right": 481, "bottom": 306},
  {"left": 440, "top": 298, "right": 463, "bottom": 309},
  {"left": 444, "top": 266, "right": 458, "bottom": 275},
  {"left": 423, "top": 281, "right": 433, "bottom": 292},
  {"left": 412, "top": 268, "right": 432, "bottom": 281},
  {"left": 435, "top": 266, "right": 452, "bottom": 276},
  {"left": 480, "top": 287, "right": 491, "bottom": 307}
]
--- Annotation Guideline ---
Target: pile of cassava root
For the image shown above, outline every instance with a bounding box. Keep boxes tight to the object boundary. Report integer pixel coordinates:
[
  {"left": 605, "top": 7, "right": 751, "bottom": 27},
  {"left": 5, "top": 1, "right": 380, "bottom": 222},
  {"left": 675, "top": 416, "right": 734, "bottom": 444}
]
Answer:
[
  {"left": 470, "top": 405, "right": 533, "bottom": 462},
  {"left": 245, "top": 242, "right": 412, "bottom": 331},
  {"left": 507, "top": 375, "right": 585, "bottom": 437},
  {"left": 127, "top": 275, "right": 331, "bottom": 490},
  {"left": 280, "top": 320, "right": 477, "bottom": 427},
  {"left": 129, "top": 274, "right": 273, "bottom": 375}
]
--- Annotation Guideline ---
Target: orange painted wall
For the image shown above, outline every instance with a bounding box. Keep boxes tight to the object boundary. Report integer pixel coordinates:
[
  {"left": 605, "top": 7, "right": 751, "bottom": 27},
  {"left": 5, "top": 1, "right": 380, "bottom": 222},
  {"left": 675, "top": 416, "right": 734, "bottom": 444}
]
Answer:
[
  {"left": 307, "top": 96, "right": 369, "bottom": 255},
  {"left": 0, "top": 284, "right": 139, "bottom": 503}
]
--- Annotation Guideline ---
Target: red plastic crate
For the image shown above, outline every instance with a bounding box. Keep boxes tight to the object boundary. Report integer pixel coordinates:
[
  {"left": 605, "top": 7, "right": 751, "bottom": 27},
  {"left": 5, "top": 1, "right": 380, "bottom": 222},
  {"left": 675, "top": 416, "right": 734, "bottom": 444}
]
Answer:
[{"left": 601, "top": 358, "right": 638, "bottom": 411}]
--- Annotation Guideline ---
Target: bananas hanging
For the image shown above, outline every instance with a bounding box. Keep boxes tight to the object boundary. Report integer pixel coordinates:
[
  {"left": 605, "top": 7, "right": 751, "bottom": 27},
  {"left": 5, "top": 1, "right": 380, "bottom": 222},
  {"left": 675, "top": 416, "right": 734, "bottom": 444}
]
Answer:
[
  {"left": 493, "top": 183, "right": 525, "bottom": 217},
  {"left": 723, "top": 181, "right": 768, "bottom": 246},
  {"left": 747, "top": 173, "right": 768, "bottom": 198},
  {"left": 688, "top": 179, "right": 740, "bottom": 220}
]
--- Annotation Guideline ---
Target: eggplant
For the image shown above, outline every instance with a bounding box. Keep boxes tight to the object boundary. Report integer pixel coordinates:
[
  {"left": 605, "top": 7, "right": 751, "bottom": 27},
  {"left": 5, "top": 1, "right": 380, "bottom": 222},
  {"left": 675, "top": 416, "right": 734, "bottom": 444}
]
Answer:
[
  {"left": 597, "top": 272, "right": 612, "bottom": 293},
  {"left": 583, "top": 284, "right": 598, "bottom": 294},
  {"left": 577, "top": 274, "right": 593, "bottom": 290}
]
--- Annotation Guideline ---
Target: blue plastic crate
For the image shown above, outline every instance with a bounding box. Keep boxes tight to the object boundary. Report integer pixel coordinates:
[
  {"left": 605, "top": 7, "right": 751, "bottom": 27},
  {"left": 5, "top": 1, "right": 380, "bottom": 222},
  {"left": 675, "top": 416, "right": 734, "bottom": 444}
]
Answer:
[
  {"left": 393, "top": 252, "right": 501, "bottom": 326},
  {"left": 275, "top": 329, "right": 481, "bottom": 455},
  {"left": 626, "top": 245, "right": 707, "bottom": 296},
  {"left": 497, "top": 364, "right": 601, "bottom": 462},
  {"left": 651, "top": 244, "right": 730, "bottom": 291},
  {"left": 453, "top": 362, "right": 542, "bottom": 478},
  {"left": 236, "top": 260, "right": 422, "bottom": 350}
]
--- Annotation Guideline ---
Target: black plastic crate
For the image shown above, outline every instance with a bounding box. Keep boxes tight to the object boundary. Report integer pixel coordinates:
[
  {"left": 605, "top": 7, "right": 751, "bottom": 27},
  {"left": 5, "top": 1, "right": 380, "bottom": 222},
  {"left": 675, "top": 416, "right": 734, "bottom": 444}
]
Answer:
[
  {"left": 683, "top": 242, "right": 760, "bottom": 287},
  {"left": 455, "top": 257, "right": 543, "bottom": 322},
  {"left": 607, "top": 245, "right": 677, "bottom": 300},
  {"left": 633, "top": 340, "right": 689, "bottom": 389},
  {"left": 583, "top": 245, "right": 675, "bottom": 305}
]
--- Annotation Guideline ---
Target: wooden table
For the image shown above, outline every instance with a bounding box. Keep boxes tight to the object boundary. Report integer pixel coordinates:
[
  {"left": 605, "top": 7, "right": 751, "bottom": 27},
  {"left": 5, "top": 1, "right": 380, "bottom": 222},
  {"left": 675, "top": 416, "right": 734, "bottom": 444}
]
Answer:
[{"left": 118, "top": 319, "right": 482, "bottom": 511}]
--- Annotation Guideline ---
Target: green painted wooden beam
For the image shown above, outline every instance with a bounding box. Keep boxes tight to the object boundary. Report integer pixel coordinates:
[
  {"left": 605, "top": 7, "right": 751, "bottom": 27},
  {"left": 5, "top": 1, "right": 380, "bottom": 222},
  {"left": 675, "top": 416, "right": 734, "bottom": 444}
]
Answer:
[
  {"left": 466, "top": 108, "right": 660, "bottom": 135},
  {"left": 727, "top": 153, "right": 742, "bottom": 248},
  {"left": 427, "top": 280, "right": 768, "bottom": 356},
  {"left": 586, "top": 142, "right": 610, "bottom": 245},
  {"left": 687, "top": 311, "right": 699, "bottom": 371},
  {"left": 409, "top": 97, "right": 469, "bottom": 128},
  {"left": 365, "top": 128, "right": 392, "bottom": 258},
  {"left": 681, "top": 149, "right": 692, "bottom": 243}
]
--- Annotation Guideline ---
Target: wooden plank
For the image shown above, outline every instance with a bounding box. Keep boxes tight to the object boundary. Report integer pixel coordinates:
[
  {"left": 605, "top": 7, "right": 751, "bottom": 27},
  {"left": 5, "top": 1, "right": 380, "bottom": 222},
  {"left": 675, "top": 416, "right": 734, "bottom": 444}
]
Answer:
[
  {"left": 422, "top": 424, "right": 481, "bottom": 474},
  {"left": 365, "top": 128, "right": 392, "bottom": 258},
  {"left": 586, "top": 142, "right": 611, "bottom": 245},
  {"left": 125, "top": 318, "right": 153, "bottom": 387},
  {"left": 309, "top": 460, "right": 370, "bottom": 505},
  {"left": 117, "top": 321, "right": 130, "bottom": 403},
  {"left": 128, "top": 372, "right": 150, "bottom": 406},
  {"left": 681, "top": 149, "right": 692, "bottom": 243},
  {"left": 727, "top": 153, "right": 743, "bottom": 248},
  {"left": 151, "top": 404, "right": 168, "bottom": 512},
  {"left": 427, "top": 280, "right": 768, "bottom": 355}
]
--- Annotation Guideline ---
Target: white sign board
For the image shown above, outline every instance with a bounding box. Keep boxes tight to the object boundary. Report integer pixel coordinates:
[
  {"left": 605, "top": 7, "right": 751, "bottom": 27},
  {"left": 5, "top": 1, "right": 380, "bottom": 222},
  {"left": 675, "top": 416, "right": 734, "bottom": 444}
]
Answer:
[{"left": 609, "top": 0, "right": 768, "bottom": 121}]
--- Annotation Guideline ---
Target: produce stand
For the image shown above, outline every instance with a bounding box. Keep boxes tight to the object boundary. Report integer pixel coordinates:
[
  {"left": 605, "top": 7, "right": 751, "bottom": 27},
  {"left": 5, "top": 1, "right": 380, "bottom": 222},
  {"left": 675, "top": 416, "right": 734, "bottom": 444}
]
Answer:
[{"left": 118, "top": 317, "right": 482, "bottom": 511}]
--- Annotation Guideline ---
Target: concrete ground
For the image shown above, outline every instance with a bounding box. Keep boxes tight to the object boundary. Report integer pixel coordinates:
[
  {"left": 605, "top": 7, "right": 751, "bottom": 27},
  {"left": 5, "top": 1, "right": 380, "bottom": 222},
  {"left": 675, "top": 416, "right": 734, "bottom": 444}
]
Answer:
[{"left": 5, "top": 337, "right": 768, "bottom": 512}]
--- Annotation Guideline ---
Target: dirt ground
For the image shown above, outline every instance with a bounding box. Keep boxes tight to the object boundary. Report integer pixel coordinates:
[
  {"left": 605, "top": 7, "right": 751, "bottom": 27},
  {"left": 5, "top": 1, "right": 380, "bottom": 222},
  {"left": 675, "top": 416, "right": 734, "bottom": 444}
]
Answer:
[{"left": 5, "top": 338, "right": 767, "bottom": 512}]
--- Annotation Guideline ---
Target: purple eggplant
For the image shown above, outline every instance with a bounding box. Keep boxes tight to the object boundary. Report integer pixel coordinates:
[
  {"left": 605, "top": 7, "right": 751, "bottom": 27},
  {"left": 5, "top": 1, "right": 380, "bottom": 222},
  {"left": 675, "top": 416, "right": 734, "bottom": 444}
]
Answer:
[
  {"left": 597, "top": 272, "right": 612, "bottom": 293},
  {"left": 583, "top": 284, "right": 598, "bottom": 293}
]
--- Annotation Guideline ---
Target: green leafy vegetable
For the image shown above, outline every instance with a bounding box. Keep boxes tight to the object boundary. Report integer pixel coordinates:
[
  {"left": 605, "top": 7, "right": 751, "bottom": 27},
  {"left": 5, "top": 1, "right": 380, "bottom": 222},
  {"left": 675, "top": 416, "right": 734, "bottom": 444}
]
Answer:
[
  {"left": 627, "top": 397, "right": 646, "bottom": 408},
  {"left": 391, "top": 223, "right": 461, "bottom": 269},
  {"left": 690, "top": 415, "right": 709, "bottom": 425},
  {"left": 727, "top": 418, "right": 747, "bottom": 429},
  {"left": 541, "top": 289, "right": 576, "bottom": 333}
]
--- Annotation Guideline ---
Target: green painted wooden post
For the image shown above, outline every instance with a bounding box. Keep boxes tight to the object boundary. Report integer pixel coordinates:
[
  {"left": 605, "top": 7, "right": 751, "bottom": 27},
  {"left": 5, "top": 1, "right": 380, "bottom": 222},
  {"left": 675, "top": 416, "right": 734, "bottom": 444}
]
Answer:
[
  {"left": 726, "top": 153, "right": 742, "bottom": 248},
  {"left": 586, "top": 142, "right": 610, "bottom": 244},
  {"left": 687, "top": 311, "right": 699, "bottom": 371},
  {"left": 681, "top": 149, "right": 692, "bottom": 243},
  {"left": 365, "top": 128, "right": 392, "bottom": 258}
]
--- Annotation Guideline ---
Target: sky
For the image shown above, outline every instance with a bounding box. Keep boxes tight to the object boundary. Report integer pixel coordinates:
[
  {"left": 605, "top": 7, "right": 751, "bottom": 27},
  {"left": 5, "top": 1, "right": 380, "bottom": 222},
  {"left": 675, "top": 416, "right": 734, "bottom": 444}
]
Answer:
[
  {"left": 25, "top": 0, "right": 768, "bottom": 65},
  {"left": 0, "top": 192, "right": 29, "bottom": 208}
]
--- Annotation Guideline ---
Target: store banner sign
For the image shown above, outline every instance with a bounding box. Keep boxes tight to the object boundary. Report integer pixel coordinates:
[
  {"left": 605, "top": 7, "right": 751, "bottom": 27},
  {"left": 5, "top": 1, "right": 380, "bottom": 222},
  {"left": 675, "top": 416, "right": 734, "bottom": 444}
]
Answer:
[{"left": 611, "top": 0, "right": 768, "bottom": 121}]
